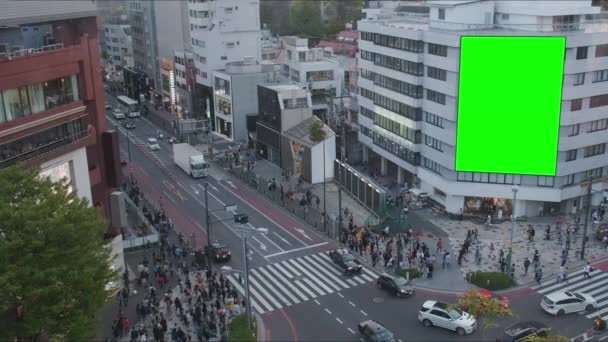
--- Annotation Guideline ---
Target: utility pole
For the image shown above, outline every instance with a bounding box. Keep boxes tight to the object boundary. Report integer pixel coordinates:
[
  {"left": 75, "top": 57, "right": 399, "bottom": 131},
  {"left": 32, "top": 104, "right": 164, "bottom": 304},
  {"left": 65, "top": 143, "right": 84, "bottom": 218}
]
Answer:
[
  {"left": 581, "top": 175, "right": 593, "bottom": 260},
  {"left": 241, "top": 226, "right": 252, "bottom": 329},
  {"left": 323, "top": 139, "right": 327, "bottom": 234},
  {"left": 205, "top": 182, "right": 211, "bottom": 267}
]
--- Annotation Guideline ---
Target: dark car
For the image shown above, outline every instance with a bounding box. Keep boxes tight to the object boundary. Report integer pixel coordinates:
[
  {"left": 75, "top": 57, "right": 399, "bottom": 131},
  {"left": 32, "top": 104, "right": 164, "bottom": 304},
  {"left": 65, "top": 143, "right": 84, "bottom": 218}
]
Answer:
[
  {"left": 504, "top": 321, "right": 549, "bottom": 342},
  {"left": 206, "top": 242, "right": 231, "bottom": 262},
  {"left": 122, "top": 120, "right": 136, "bottom": 130},
  {"left": 328, "top": 248, "right": 363, "bottom": 274},
  {"left": 358, "top": 320, "right": 396, "bottom": 342},
  {"left": 377, "top": 273, "right": 415, "bottom": 297}
]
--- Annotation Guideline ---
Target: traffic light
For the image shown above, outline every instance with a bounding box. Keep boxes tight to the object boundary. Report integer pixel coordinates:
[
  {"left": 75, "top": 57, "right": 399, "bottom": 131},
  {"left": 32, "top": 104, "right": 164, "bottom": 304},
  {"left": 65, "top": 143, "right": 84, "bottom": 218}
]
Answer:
[{"left": 234, "top": 213, "right": 248, "bottom": 224}]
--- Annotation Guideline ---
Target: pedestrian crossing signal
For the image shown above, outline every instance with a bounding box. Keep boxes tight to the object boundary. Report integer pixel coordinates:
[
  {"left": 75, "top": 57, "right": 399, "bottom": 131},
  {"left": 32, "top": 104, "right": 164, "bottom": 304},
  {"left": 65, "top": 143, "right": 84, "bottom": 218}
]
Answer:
[{"left": 234, "top": 214, "right": 248, "bottom": 224}]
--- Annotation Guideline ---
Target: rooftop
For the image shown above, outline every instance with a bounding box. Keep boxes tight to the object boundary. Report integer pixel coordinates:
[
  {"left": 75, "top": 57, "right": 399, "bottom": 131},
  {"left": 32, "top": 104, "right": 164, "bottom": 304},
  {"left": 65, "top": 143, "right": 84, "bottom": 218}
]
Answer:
[
  {"left": 283, "top": 117, "right": 335, "bottom": 148},
  {"left": 0, "top": 0, "right": 97, "bottom": 26}
]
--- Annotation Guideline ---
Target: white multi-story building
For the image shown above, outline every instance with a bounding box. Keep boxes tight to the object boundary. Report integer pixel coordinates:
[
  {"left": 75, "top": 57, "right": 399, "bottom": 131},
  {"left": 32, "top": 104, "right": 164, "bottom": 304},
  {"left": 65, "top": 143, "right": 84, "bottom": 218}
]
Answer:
[
  {"left": 104, "top": 24, "right": 133, "bottom": 70},
  {"left": 282, "top": 36, "right": 345, "bottom": 120},
  {"left": 188, "top": 0, "right": 262, "bottom": 123},
  {"left": 357, "top": 0, "right": 608, "bottom": 218}
]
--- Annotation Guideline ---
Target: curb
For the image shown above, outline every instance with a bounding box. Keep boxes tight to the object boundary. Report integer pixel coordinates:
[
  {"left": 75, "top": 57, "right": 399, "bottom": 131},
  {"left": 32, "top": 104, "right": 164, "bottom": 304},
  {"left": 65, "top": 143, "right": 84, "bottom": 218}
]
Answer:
[{"left": 255, "top": 313, "right": 266, "bottom": 342}]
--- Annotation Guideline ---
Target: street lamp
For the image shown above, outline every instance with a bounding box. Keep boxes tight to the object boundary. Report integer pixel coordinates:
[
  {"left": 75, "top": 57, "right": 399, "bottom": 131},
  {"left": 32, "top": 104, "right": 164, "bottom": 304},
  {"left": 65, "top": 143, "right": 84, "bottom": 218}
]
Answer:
[{"left": 507, "top": 186, "right": 519, "bottom": 276}]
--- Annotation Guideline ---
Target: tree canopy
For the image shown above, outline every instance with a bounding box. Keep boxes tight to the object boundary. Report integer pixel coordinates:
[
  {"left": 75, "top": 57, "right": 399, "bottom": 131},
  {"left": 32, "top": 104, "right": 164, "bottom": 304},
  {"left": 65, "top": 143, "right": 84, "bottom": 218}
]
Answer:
[
  {"left": 309, "top": 120, "right": 327, "bottom": 142},
  {"left": 457, "top": 289, "right": 512, "bottom": 328},
  {"left": 0, "top": 166, "right": 117, "bottom": 341},
  {"left": 288, "top": 0, "right": 324, "bottom": 38}
]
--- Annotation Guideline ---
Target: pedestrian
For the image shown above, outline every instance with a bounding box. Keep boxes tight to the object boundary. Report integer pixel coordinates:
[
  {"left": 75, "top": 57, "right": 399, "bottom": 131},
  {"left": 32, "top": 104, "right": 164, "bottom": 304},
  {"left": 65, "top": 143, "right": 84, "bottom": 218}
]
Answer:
[
  {"left": 535, "top": 267, "right": 543, "bottom": 286},
  {"left": 584, "top": 262, "right": 593, "bottom": 279},
  {"left": 523, "top": 257, "right": 531, "bottom": 276}
]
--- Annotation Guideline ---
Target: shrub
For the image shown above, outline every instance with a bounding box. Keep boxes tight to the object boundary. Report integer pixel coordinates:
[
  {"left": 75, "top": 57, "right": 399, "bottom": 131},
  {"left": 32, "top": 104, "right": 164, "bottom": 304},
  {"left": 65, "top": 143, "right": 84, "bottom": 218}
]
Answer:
[
  {"left": 467, "top": 271, "right": 514, "bottom": 290},
  {"left": 228, "top": 314, "right": 256, "bottom": 342},
  {"left": 396, "top": 268, "right": 422, "bottom": 279}
]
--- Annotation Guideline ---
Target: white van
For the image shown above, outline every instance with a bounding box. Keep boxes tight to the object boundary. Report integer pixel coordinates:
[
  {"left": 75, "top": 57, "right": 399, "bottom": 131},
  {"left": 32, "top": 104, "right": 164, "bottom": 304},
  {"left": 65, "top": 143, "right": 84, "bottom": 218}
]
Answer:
[{"left": 147, "top": 138, "right": 160, "bottom": 151}]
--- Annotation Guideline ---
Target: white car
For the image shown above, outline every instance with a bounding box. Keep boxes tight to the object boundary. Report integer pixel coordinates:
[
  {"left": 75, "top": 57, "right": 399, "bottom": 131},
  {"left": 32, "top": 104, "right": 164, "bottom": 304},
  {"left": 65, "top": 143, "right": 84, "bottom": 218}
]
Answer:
[
  {"left": 113, "top": 108, "right": 126, "bottom": 120},
  {"left": 127, "top": 111, "right": 140, "bottom": 118},
  {"left": 418, "top": 300, "right": 477, "bottom": 335},
  {"left": 541, "top": 291, "right": 597, "bottom": 316},
  {"left": 147, "top": 138, "right": 160, "bottom": 151}
]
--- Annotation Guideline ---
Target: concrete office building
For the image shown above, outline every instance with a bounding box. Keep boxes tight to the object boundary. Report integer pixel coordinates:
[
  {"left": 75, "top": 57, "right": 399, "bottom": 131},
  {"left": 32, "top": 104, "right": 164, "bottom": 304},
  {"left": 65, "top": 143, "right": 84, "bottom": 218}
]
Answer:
[
  {"left": 103, "top": 24, "right": 134, "bottom": 71},
  {"left": 357, "top": 0, "right": 608, "bottom": 218}
]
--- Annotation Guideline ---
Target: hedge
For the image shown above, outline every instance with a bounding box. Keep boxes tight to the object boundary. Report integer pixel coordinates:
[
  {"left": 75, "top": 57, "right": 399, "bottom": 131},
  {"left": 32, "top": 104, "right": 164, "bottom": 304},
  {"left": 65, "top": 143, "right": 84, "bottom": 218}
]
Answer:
[
  {"left": 467, "top": 271, "right": 514, "bottom": 290},
  {"left": 228, "top": 314, "right": 257, "bottom": 342},
  {"left": 395, "top": 268, "right": 422, "bottom": 279}
]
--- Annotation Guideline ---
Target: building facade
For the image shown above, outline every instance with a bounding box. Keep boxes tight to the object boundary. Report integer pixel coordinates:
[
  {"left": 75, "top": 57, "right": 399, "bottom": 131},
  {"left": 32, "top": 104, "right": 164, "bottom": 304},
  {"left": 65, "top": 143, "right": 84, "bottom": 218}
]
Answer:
[
  {"left": 188, "top": 0, "right": 262, "bottom": 122},
  {"left": 0, "top": 0, "right": 121, "bottom": 223},
  {"left": 357, "top": 0, "right": 608, "bottom": 218}
]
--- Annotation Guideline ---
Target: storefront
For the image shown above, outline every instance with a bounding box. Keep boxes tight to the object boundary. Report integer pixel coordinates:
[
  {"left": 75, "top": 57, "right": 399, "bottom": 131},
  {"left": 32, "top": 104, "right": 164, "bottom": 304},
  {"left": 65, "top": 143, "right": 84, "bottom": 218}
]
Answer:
[{"left": 464, "top": 196, "right": 512, "bottom": 220}]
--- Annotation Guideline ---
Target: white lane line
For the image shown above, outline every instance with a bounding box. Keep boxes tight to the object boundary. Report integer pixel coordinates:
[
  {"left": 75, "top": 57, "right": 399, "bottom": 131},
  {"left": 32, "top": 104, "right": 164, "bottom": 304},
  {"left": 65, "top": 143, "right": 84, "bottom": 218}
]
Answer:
[
  {"left": 570, "top": 273, "right": 608, "bottom": 295},
  {"left": 190, "top": 184, "right": 200, "bottom": 195},
  {"left": 286, "top": 259, "right": 327, "bottom": 296},
  {"left": 587, "top": 304, "right": 608, "bottom": 319},
  {"left": 265, "top": 265, "right": 309, "bottom": 302},
  {"left": 311, "top": 254, "right": 360, "bottom": 287},
  {"left": 257, "top": 267, "right": 301, "bottom": 304},
  {"left": 163, "top": 191, "right": 177, "bottom": 204},
  {"left": 216, "top": 181, "right": 309, "bottom": 246},
  {"left": 262, "top": 233, "right": 285, "bottom": 252},
  {"left": 248, "top": 273, "right": 283, "bottom": 310},
  {"left": 273, "top": 261, "right": 295, "bottom": 278},
  {"left": 300, "top": 255, "right": 348, "bottom": 291},
  {"left": 273, "top": 232, "right": 292, "bottom": 246},
  {"left": 599, "top": 336, "right": 608, "bottom": 340},
  {"left": 362, "top": 266, "right": 380, "bottom": 278},
  {"left": 265, "top": 242, "right": 329, "bottom": 258},
  {"left": 226, "top": 274, "right": 265, "bottom": 314},
  {"left": 349, "top": 301, "right": 356, "bottom": 307},
  {"left": 251, "top": 270, "right": 292, "bottom": 306},
  {"left": 360, "top": 310, "right": 368, "bottom": 316},
  {"left": 250, "top": 235, "right": 268, "bottom": 251},
  {"left": 337, "top": 293, "right": 344, "bottom": 298},
  {"left": 532, "top": 268, "right": 588, "bottom": 290},
  {"left": 359, "top": 273, "right": 374, "bottom": 282},
  {"left": 352, "top": 275, "right": 367, "bottom": 285},
  {"left": 325, "top": 308, "right": 332, "bottom": 315},
  {"left": 336, "top": 318, "right": 343, "bottom": 324},
  {"left": 347, "top": 328, "right": 355, "bottom": 335},
  {"left": 314, "top": 300, "right": 321, "bottom": 305},
  {"left": 288, "top": 258, "right": 334, "bottom": 294},
  {"left": 538, "top": 270, "right": 603, "bottom": 294}
]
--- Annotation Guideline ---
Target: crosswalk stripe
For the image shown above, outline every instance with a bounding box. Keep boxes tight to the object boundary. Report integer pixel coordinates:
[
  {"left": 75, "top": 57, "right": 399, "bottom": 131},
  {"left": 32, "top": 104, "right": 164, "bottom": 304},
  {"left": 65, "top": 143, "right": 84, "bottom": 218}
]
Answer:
[
  {"left": 587, "top": 305, "right": 608, "bottom": 319},
  {"left": 361, "top": 266, "right": 379, "bottom": 279},
  {"left": 273, "top": 261, "right": 296, "bottom": 279},
  {"left": 225, "top": 274, "right": 265, "bottom": 314},
  {"left": 302, "top": 255, "right": 351, "bottom": 290},
  {"left": 287, "top": 259, "right": 333, "bottom": 295},
  {"left": 352, "top": 275, "right": 367, "bottom": 284},
  {"left": 532, "top": 268, "right": 588, "bottom": 290},
  {"left": 360, "top": 273, "right": 375, "bottom": 282},
  {"left": 247, "top": 274, "right": 282, "bottom": 311},
  {"left": 273, "top": 262, "right": 319, "bottom": 299},
  {"left": 293, "top": 257, "right": 343, "bottom": 292},
  {"left": 251, "top": 270, "right": 292, "bottom": 306},
  {"left": 281, "top": 260, "right": 302, "bottom": 277},
  {"left": 309, "top": 254, "right": 360, "bottom": 286},
  {"left": 538, "top": 270, "right": 603, "bottom": 294},
  {"left": 568, "top": 274, "right": 608, "bottom": 295},
  {"left": 265, "top": 265, "right": 308, "bottom": 302},
  {"left": 257, "top": 267, "right": 301, "bottom": 304}
]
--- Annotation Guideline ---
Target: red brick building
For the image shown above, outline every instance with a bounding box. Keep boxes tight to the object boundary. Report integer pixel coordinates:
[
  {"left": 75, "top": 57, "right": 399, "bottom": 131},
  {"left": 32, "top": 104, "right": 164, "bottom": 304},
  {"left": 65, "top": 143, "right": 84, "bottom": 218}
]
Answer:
[{"left": 0, "top": 0, "right": 121, "bottom": 227}]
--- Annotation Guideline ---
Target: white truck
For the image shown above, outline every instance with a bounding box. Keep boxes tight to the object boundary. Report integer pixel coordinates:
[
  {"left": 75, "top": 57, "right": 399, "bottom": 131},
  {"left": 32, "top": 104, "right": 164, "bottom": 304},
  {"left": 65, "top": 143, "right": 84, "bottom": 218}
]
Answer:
[{"left": 173, "top": 143, "right": 209, "bottom": 178}]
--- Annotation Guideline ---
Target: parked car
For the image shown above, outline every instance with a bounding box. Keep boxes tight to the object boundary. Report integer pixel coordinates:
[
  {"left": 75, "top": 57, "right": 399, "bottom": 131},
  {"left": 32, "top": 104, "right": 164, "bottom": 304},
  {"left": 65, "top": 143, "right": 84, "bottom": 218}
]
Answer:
[
  {"left": 328, "top": 248, "right": 363, "bottom": 274},
  {"left": 503, "top": 321, "right": 549, "bottom": 342},
  {"left": 105, "top": 102, "right": 112, "bottom": 110},
  {"left": 205, "top": 242, "right": 231, "bottom": 262},
  {"left": 147, "top": 138, "right": 160, "bottom": 151},
  {"left": 113, "top": 108, "right": 126, "bottom": 120},
  {"left": 357, "top": 320, "right": 395, "bottom": 342},
  {"left": 376, "top": 273, "right": 415, "bottom": 297},
  {"left": 122, "top": 120, "right": 136, "bottom": 130},
  {"left": 418, "top": 300, "right": 477, "bottom": 335},
  {"left": 541, "top": 291, "right": 597, "bottom": 316}
]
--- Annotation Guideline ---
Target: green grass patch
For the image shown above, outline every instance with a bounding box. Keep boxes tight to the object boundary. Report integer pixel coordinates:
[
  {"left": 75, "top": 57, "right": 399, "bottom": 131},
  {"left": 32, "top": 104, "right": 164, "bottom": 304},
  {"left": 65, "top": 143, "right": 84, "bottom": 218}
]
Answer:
[
  {"left": 396, "top": 268, "right": 422, "bottom": 279},
  {"left": 228, "top": 314, "right": 257, "bottom": 342},
  {"left": 467, "top": 271, "right": 515, "bottom": 290}
]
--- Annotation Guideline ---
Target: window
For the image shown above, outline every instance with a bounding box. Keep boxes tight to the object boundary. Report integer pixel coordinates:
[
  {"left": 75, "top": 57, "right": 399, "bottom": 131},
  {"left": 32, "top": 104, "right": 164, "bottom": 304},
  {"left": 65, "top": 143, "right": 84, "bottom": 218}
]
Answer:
[
  {"left": 359, "top": 50, "right": 424, "bottom": 76},
  {"left": 538, "top": 176, "right": 555, "bottom": 187},
  {"left": 571, "top": 98, "right": 582, "bottom": 111},
  {"left": 586, "top": 167, "right": 603, "bottom": 178},
  {"left": 220, "top": 56, "right": 227, "bottom": 61},
  {"left": 564, "top": 174, "right": 575, "bottom": 186},
  {"left": 576, "top": 46, "right": 588, "bottom": 60},
  {"left": 427, "top": 66, "right": 447, "bottom": 81},
  {"left": 425, "top": 111, "right": 443, "bottom": 128},
  {"left": 423, "top": 157, "right": 441, "bottom": 174},
  {"left": 428, "top": 43, "right": 448, "bottom": 57},
  {"left": 224, "top": 7, "right": 233, "bottom": 13},
  {"left": 594, "top": 70, "right": 608, "bottom": 83},
  {"left": 568, "top": 124, "right": 579, "bottom": 136},
  {"left": 426, "top": 89, "right": 446, "bottom": 105},
  {"left": 360, "top": 70, "right": 422, "bottom": 99},
  {"left": 287, "top": 50, "right": 292, "bottom": 60},
  {"left": 589, "top": 119, "right": 608, "bottom": 132},
  {"left": 298, "top": 52, "right": 306, "bottom": 62},
  {"left": 574, "top": 73, "right": 585, "bottom": 85},
  {"left": 373, "top": 113, "right": 421, "bottom": 143},
  {"left": 501, "top": 13, "right": 509, "bottom": 20},
  {"left": 359, "top": 87, "right": 422, "bottom": 121},
  {"left": 359, "top": 32, "right": 424, "bottom": 53},
  {"left": 595, "top": 44, "right": 608, "bottom": 58},
  {"left": 565, "top": 149, "right": 577, "bottom": 161},
  {"left": 590, "top": 94, "right": 608, "bottom": 108},
  {"left": 584, "top": 143, "right": 606, "bottom": 157},
  {"left": 438, "top": 8, "right": 445, "bottom": 20},
  {"left": 425, "top": 135, "right": 443, "bottom": 151}
]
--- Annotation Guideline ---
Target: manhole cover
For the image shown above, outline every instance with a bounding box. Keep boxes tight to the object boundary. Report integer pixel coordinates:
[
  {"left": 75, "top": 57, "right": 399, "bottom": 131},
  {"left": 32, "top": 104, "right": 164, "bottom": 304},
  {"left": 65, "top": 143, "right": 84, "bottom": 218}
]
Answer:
[{"left": 372, "top": 297, "right": 384, "bottom": 304}]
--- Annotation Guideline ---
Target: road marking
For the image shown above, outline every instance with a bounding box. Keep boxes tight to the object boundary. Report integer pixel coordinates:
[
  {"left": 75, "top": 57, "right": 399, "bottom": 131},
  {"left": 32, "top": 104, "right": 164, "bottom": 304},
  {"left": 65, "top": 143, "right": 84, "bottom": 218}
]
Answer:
[
  {"left": 336, "top": 318, "right": 343, "bottom": 324},
  {"left": 273, "top": 232, "right": 292, "bottom": 246},
  {"left": 314, "top": 300, "right": 321, "bottom": 305},
  {"left": 261, "top": 233, "right": 284, "bottom": 252},
  {"left": 190, "top": 185, "right": 199, "bottom": 195},
  {"left": 295, "top": 228, "right": 313, "bottom": 241},
  {"left": 226, "top": 180, "right": 237, "bottom": 189},
  {"left": 209, "top": 183, "right": 220, "bottom": 192},
  {"left": 250, "top": 271, "right": 291, "bottom": 306},
  {"left": 349, "top": 301, "right": 356, "bottom": 307},
  {"left": 259, "top": 267, "right": 303, "bottom": 303},
  {"left": 265, "top": 242, "right": 328, "bottom": 258},
  {"left": 288, "top": 258, "right": 334, "bottom": 294},
  {"left": 324, "top": 308, "right": 332, "bottom": 315},
  {"left": 310, "top": 254, "right": 360, "bottom": 286},
  {"left": 251, "top": 235, "right": 268, "bottom": 251},
  {"left": 347, "top": 328, "right": 355, "bottom": 335},
  {"left": 360, "top": 310, "right": 368, "bottom": 316},
  {"left": 286, "top": 259, "right": 329, "bottom": 296},
  {"left": 599, "top": 336, "right": 608, "bottom": 340},
  {"left": 225, "top": 274, "right": 264, "bottom": 314},
  {"left": 163, "top": 191, "right": 177, "bottom": 204},
  {"left": 248, "top": 273, "right": 283, "bottom": 309},
  {"left": 302, "top": 255, "right": 350, "bottom": 290},
  {"left": 337, "top": 293, "right": 344, "bottom": 298}
]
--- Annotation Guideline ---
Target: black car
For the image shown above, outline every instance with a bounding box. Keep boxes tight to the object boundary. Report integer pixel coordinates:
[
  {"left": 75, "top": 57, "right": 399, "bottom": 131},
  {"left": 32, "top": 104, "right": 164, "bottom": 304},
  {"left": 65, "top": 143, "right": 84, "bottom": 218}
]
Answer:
[
  {"left": 328, "top": 248, "right": 363, "bottom": 274},
  {"left": 358, "top": 320, "right": 396, "bottom": 342},
  {"left": 377, "top": 273, "right": 415, "bottom": 297},
  {"left": 504, "top": 321, "right": 549, "bottom": 342},
  {"left": 122, "top": 120, "right": 136, "bottom": 130},
  {"left": 206, "top": 242, "right": 231, "bottom": 262}
]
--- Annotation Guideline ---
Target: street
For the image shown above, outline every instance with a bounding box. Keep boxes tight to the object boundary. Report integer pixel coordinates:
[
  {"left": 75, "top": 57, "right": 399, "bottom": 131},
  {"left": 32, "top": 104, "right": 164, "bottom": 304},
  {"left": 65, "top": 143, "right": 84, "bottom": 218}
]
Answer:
[{"left": 105, "top": 92, "right": 607, "bottom": 342}]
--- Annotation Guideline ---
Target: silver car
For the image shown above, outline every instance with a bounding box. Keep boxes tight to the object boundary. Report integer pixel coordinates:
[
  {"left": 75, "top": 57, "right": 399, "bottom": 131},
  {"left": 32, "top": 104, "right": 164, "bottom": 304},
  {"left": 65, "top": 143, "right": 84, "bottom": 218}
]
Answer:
[
  {"left": 418, "top": 300, "right": 477, "bottom": 335},
  {"left": 147, "top": 138, "right": 160, "bottom": 151}
]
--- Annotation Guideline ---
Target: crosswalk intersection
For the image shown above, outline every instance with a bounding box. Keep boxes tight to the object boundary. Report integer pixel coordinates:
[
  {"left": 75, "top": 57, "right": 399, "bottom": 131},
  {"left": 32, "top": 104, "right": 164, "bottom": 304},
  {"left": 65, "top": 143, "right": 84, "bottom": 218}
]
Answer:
[
  {"left": 225, "top": 252, "right": 380, "bottom": 314},
  {"left": 531, "top": 268, "right": 608, "bottom": 320}
]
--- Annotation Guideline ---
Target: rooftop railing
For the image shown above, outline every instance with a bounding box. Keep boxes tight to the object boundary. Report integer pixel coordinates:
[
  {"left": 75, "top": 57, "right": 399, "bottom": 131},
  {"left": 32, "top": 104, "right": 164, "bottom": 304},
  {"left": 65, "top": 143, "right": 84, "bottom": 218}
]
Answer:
[{"left": 0, "top": 43, "right": 64, "bottom": 60}]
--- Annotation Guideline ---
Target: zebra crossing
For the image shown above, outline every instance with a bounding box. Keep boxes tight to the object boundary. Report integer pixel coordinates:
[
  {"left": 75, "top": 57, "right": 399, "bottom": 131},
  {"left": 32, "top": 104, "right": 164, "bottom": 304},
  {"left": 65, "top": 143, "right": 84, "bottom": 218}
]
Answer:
[
  {"left": 225, "top": 252, "right": 381, "bottom": 314},
  {"left": 531, "top": 267, "right": 608, "bottom": 320}
]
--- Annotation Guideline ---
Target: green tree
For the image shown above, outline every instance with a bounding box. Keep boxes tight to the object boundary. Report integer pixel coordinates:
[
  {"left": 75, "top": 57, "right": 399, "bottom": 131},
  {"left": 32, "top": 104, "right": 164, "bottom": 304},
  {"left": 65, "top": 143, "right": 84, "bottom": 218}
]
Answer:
[
  {"left": 524, "top": 333, "right": 569, "bottom": 342},
  {"left": 457, "top": 290, "right": 512, "bottom": 328},
  {"left": 322, "top": 0, "right": 364, "bottom": 36},
  {"left": 288, "top": 0, "right": 324, "bottom": 38},
  {"left": 0, "top": 166, "right": 118, "bottom": 341},
  {"left": 309, "top": 120, "right": 326, "bottom": 142}
]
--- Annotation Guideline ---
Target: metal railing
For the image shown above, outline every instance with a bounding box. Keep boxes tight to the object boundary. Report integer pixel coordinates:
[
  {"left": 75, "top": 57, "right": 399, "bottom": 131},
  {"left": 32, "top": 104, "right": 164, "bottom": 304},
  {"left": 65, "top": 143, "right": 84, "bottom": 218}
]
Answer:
[{"left": 0, "top": 43, "right": 64, "bottom": 60}]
